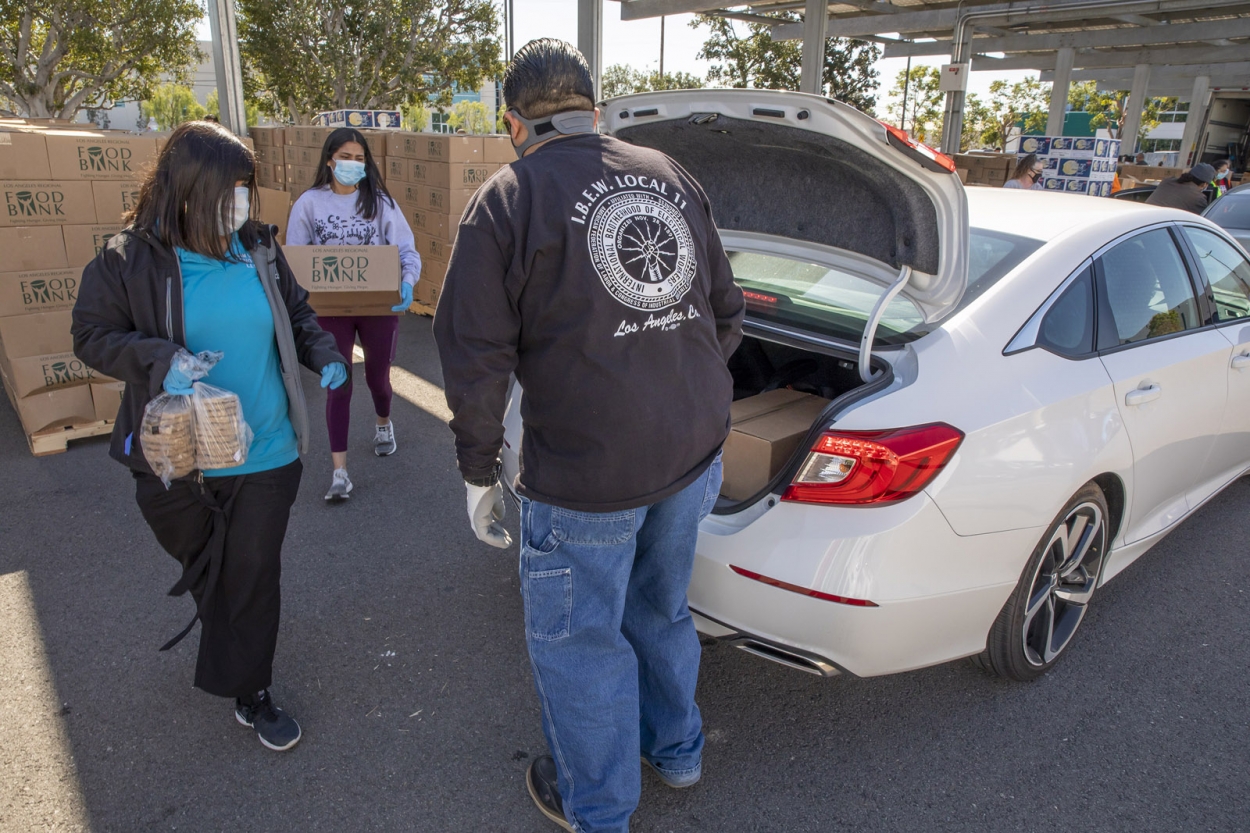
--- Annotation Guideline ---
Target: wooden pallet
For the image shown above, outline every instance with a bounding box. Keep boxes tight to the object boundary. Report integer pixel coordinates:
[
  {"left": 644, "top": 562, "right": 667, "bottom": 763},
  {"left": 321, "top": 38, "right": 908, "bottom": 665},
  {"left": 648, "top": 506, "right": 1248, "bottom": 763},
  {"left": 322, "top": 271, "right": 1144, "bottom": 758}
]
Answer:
[
  {"left": 407, "top": 301, "right": 437, "bottom": 318},
  {"left": 28, "top": 419, "right": 114, "bottom": 457}
]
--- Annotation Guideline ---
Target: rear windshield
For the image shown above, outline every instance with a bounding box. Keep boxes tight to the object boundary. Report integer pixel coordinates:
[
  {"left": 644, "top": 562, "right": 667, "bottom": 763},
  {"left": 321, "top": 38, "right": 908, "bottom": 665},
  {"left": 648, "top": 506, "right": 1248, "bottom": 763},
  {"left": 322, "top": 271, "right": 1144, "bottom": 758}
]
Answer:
[
  {"left": 1206, "top": 194, "right": 1250, "bottom": 229},
  {"left": 728, "top": 228, "right": 1042, "bottom": 345}
]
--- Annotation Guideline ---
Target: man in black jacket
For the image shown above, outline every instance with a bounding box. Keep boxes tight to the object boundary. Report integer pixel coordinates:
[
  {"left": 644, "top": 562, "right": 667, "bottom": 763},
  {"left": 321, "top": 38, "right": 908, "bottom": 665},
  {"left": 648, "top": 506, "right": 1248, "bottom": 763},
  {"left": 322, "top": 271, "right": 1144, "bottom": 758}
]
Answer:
[{"left": 433, "top": 39, "right": 744, "bottom": 833}]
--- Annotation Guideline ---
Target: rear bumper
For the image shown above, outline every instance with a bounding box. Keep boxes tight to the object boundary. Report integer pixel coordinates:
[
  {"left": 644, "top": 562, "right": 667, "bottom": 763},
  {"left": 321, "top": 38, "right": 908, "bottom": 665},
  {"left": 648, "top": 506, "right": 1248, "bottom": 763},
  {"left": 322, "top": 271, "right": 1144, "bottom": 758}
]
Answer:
[{"left": 690, "top": 497, "right": 1040, "bottom": 677}]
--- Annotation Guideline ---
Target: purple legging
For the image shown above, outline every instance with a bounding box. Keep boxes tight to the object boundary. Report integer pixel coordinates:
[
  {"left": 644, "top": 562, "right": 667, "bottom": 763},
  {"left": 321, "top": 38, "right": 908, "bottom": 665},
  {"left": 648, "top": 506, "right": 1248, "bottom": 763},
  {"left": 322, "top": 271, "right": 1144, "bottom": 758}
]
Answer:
[{"left": 318, "top": 315, "right": 399, "bottom": 454}]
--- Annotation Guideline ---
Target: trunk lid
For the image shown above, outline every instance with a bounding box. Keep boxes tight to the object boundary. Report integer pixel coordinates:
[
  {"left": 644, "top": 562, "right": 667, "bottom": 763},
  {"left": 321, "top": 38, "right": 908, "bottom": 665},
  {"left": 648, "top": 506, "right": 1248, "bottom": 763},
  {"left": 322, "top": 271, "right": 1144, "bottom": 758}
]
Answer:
[{"left": 602, "top": 89, "right": 970, "bottom": 326}]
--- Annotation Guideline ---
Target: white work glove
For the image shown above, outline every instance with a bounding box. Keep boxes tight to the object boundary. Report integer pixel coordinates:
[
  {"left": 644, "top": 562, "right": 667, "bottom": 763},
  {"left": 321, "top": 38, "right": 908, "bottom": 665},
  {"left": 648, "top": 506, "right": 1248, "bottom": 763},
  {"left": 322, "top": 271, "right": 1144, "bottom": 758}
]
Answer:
[{"left": 465, "top": 481, "right": 512, "bottom": 549}]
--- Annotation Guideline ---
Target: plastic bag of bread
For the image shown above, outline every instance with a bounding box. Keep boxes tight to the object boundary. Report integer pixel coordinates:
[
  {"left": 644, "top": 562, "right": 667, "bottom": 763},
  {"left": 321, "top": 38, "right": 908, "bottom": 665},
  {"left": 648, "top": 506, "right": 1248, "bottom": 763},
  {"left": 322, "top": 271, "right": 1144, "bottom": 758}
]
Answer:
[{"left": 191, "top": 380, "right": 253, "bottom": 471}]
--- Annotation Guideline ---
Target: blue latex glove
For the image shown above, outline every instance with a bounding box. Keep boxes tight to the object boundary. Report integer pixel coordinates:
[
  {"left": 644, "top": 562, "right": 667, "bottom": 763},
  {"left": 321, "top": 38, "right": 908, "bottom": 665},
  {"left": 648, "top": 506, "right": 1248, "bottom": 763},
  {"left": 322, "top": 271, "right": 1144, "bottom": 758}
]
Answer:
[
  {"left": 162, "top": 363, "right": 195, "bottom": 396},
  {"left": 392, "top": 281, "right": 415, "bottom": 312},
  {"left": 320, "top": 362, "right": 348, "bottom": 390}
]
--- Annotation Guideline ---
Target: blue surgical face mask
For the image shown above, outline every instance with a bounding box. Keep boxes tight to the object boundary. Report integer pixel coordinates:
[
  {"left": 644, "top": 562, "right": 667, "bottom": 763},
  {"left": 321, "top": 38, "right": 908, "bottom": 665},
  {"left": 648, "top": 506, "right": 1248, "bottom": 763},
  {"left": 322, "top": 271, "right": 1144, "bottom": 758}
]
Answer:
[{"left": 333, "top": 159, "right": 366, "bottom": 187}]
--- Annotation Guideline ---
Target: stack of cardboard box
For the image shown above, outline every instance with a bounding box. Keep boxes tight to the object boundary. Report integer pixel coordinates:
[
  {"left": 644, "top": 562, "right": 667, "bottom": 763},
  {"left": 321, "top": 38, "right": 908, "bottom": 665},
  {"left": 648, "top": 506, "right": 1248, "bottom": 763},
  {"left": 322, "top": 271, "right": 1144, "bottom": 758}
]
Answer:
[
  {"left": 0, "top": 122, "right": 141, "bottom": 451},
  {"left": 387, "top": 133, "right": 513, "bottom": 309},
  {"left": 952, "top": 153, "right": 1016, "bottom": 187}
]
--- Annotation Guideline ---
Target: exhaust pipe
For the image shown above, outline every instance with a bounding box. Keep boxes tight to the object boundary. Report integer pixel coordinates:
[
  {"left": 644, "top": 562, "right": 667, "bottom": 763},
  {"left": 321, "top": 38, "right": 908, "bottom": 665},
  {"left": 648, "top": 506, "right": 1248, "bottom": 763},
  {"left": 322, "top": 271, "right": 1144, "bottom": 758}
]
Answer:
[{"left": 730, "top": 638, "right": 840, "bottom": 677}]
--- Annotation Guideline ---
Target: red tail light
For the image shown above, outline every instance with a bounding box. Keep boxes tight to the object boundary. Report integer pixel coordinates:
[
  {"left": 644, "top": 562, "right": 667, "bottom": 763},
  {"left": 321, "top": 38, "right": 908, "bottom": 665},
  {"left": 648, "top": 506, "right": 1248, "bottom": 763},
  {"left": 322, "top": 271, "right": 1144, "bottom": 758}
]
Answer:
[
  {"left": 880, "top": 123, "right": 958, "bottom": 174},
  {"left": 782, "top": 423, "right": 963, "bottom": 506}
]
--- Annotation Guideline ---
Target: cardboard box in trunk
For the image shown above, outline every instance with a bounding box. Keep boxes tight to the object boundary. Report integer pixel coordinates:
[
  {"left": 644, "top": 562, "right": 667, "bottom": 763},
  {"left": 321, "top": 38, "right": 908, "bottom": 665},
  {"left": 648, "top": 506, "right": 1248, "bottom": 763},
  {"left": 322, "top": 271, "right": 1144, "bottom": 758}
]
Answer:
[
  {"left": 91, "top": 180, "right": 141, "bottom": 224},
  {"left": 0, "top": 181, "right": 96, "bottom": 226},
  {"left": 63, "top": 224, "right": 122, "bottom": 267},
  {"left": 0, "top": 268, "right": 80, "bottom": 316},
  {"left": 720, "top": 390, "right": 831, "bottom": 501},
  {"left": 91, "top": 381, "right": 125, "bottom": 422},
  {"left": 0, "top": 226, "right": 68, "bottom": 271},
  {"left": 44, "top": 134, "right": 158, "bottom": 181},
  {"left": 0, "top": 131, "right": 52, "bottom": 180},
  {"left": 0, "top": 371, "right": 97, "bottom": 434},
  {"left": 285, "top": 245, "right": 401, "bottom": 316}
]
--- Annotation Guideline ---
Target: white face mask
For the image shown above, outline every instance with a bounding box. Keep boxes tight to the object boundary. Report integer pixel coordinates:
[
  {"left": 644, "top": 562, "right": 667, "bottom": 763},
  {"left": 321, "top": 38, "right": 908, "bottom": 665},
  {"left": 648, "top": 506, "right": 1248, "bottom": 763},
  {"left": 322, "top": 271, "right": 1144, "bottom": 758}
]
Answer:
[{"left": 219, "top": 186, "right": 251, "bottom": 235}]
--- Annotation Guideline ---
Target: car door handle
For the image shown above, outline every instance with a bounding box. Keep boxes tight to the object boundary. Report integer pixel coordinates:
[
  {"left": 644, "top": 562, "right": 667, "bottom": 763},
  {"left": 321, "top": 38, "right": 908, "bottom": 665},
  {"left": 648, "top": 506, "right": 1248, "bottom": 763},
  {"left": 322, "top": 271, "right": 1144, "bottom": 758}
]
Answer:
[
  {"left": 1232, "top": 353, "right": 1250, "bottom": 370},
  {"left": 1125, "top": 385, "right": 1162, "bottom": 406}
]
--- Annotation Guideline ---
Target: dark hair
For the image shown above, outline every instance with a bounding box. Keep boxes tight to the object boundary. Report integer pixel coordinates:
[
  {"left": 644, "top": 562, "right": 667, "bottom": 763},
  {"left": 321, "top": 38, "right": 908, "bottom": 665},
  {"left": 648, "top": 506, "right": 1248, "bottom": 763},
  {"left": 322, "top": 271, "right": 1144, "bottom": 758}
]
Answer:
[
  {"left": 503, "top": 38, "right": 595, "bottom": 119},
  {"left": 310, "top": 127, "right": 393, "bottom": 221},
  {"left": 128, "top": 121, "right": 258, "bottom": 261},
  {"left": 1214, "top": 158, "right": 1230, "bottom": 170},
  {"left": 1177, "top": 173, "right": 1202, "bottom": 184},
  {"left": 1011, "top": 153, "right": 1041, "bottom": 180}
]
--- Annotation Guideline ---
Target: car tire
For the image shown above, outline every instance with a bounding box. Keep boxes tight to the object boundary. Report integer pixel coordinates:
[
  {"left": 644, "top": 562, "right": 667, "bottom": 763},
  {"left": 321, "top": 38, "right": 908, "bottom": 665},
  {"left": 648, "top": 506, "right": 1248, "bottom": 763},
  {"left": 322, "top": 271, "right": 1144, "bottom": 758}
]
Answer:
[{"left": 973, "top": 482, "right": 1110, "bottom": 681}]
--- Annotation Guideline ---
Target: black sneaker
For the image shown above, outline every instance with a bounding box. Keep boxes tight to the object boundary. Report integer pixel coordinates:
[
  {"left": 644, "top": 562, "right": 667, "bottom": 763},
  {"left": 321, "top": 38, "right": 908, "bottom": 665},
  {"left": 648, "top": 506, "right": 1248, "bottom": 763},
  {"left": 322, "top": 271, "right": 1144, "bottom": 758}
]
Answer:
[
  {"left": 235, "top": 690, "right": 301, "bottom": 751},
  {"left": 526, "top": 755, "right": 573, "bottom": 831}
]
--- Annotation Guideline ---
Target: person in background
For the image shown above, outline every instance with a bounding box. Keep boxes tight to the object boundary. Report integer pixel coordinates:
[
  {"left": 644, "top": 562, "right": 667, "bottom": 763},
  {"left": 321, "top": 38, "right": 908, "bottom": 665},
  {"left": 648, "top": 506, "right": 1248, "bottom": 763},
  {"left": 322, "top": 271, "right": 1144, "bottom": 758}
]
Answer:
[
  {"left": 1135, "top": 151, "right": 1148, "bottom": 165},
  {"left": 1004, "top": 153, "right": 1044, "bottom": 190},
  {"left": 434, "top": 39, "right": 744, "bottom": 833},
  {"left": 286, "top": 127, "right": 421, "bottom": 502},
  {"left": 1212, "top": 159, "right": 1232, "bottom": 198},
  {"left": 1145, "top": 162, "right": 1217, "bottom": 213},
  {"left": 71, "top": 121, "right": 348, "bottom": 752}
]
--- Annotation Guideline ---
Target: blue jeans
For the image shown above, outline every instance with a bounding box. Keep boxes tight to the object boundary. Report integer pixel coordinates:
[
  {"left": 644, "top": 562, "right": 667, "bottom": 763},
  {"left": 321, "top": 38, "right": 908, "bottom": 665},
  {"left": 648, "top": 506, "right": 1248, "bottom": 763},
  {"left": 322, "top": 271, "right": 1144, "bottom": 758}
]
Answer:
[{"left": 519, "top": 453, "right": 723, "bottom": 833}]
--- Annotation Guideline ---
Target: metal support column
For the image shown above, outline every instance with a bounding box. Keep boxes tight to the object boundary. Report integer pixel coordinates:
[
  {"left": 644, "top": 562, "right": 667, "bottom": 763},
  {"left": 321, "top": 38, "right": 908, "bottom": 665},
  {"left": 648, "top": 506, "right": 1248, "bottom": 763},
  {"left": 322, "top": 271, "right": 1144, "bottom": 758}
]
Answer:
[
  {"left": 1178, "top": 74, "right": 1211, "bottom": 166},
  {"left": 578, "top": 0, "right": 604, "bottom": 101},
  {"left": 1119, "top": 64, "right": 1152, "bottom": 155},
  {"left": 1046, "top": 47, "right": 1075, "bottom": 137},
  {"left": 205, "top": 0, "right": 248, "bottom": 136},
  {"left": 800, "top": 0, "right": 830, "bottom": 95}
]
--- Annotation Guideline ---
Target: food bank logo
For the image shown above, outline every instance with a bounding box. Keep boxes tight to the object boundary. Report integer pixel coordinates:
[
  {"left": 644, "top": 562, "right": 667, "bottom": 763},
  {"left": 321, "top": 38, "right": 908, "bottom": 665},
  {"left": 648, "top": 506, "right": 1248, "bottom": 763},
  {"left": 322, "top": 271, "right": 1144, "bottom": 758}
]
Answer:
[
  {"left": 93, "top": 233, "right": 115, "bottom": 254},
  {"left": 78, "top": 145, "right": 133, "bottom": 173},
  {"left": 42, "top": 357, "right": 95, "bottom": 386},
  {"left": 21, "top": 276, "right": 77, "bottom": 305},
  {"left": 311, "top": 254, "right": 369, "bottom": 284},
  {"left": 6, "top": 188, "right": 65, "bottom": 217}
]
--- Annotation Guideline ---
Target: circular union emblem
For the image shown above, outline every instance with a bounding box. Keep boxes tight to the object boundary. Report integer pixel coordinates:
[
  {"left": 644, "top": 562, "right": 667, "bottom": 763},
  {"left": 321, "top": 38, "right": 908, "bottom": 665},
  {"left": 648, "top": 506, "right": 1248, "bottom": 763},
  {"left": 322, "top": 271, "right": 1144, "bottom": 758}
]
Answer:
[{"left": 587, "top": 190, "right": 696, "bottom": 311}]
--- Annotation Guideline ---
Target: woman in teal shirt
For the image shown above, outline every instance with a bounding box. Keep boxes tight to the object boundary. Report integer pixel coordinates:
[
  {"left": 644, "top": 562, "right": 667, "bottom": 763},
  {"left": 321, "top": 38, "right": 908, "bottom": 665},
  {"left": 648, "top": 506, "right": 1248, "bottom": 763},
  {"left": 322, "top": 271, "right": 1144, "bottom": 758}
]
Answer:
[{"left": 72, "top": 122, "right": 348, "bottom": 752}]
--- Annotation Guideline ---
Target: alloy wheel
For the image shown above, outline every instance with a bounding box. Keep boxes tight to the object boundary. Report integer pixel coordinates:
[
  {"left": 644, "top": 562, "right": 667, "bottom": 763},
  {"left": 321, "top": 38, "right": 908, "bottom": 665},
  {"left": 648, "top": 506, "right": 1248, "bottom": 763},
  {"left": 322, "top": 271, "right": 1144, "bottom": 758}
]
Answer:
[{"left": 1021, "top": 501, "right": 1106, "bottom": 667}]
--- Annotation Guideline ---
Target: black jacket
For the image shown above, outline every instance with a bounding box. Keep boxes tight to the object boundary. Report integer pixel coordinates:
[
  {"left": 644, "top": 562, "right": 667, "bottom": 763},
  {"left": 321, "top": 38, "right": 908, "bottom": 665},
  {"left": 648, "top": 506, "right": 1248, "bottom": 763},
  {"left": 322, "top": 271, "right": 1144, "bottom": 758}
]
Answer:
[
  {"left": 71, "top": 224, "right": 344, "bottom": 474},
  {"left": 434, "top": 133, "right": 745, "bottom": 512}
]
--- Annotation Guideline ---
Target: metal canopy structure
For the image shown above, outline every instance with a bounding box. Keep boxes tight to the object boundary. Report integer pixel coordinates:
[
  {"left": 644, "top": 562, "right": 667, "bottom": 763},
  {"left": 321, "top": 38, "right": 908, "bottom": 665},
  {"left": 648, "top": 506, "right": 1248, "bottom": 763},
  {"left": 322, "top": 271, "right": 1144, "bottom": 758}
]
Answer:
[{"left": 609, "top": 0, "right": 1250, "bottom": 158}]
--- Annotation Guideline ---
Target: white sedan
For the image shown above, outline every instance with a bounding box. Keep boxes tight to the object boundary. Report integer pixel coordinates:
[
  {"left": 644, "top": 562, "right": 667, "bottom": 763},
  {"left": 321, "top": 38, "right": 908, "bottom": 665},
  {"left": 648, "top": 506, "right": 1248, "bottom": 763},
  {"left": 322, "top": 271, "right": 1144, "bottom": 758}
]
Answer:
[{"left": 502, "top": 89, "right": 1250, "bottom": 681}]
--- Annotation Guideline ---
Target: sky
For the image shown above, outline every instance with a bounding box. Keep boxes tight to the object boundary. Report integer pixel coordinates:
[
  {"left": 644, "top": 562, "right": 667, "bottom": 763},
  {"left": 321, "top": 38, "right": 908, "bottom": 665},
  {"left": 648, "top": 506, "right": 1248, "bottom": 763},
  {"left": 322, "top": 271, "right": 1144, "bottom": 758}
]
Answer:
[{"left": 197, "top": 1, "right": 1040, "bottom": 114}]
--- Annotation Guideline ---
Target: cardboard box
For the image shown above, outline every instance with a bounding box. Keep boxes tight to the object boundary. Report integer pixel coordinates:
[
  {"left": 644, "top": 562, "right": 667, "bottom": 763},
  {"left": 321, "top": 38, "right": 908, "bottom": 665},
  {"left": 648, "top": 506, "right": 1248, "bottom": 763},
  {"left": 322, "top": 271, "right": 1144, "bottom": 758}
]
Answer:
[
  {"left": 415, "top": 278, "right": 441, "bottom": 308},
  {"left": 0, "top": 268, "right": 80, "bottom": 316},
  {"left": 720, "top": 391, "right": 830, "bottom": 501},
  {"left": 388, "top": 132, "right": 427, "bottom": 160},
  {"left": 289, "top": 125, "right": 335, "bottom": 148},
  {"left": 729, "top": 389, "right": 811, "bottom": 423},
  {"left": 91, "top": 180, "right": 142, "bottom": 224},
  {"left": 409, "top": 160, "right": 496, "bottom": 190},
  {"left": 416, "top": 232, "right": 451, "bottom": 264},
  {"left": 256, "top": 187, "right": 291, "bottom": 243},
  {"left": 0, "top": 181, "right": 96, "bottom": 226},
  {"left": 482, "top": 136, "right": 515, "bottom": 165},
  {"left": 285, "top": 145, "right": 321, "bottom": 167},
  {"left": 254, "top": 144, "right": 283, "bottom": 164},
  {"left": 415, "top": 185, "right": 474, "bottom": 219},
  {"left": 0, "top": 309, "right": 73, "bottom": 357},
  {"left": 1, "top": 350, "right": 113, "bottom": 397},
  {"left": 285, "top": 163, "right": 320, "bottom": 194},
  {"left": 386, "top": 157, "right": 409, "bottom": 183},
  {"left": 62, "top": 224, "right": 122, "bottom": 267},
  {"left": 44, "top": 134, "right": 158, "bottom": 181},
  {"left": 419, "top": 135, "right": 484, "bottom": 164},
  {"left": 91, "top": 381, "right": 125, "bottom": 422},
  {"left": 420, "top": 258, "right": 447, "bottom": 288},
  {"left": 250, "top": 126, "right": 286, "bottom": 147},
  {"left": 0, "top": 131, "right": 51, "bottom": 180},
  {"left": 1, "top": 376, "right": 97, "bottom": 434},
  {"left": 0, "top": 226, "right": 68, "bottom": 271},
  {"left": 284, "top": 245, "right": 402, "bottom": 316}
]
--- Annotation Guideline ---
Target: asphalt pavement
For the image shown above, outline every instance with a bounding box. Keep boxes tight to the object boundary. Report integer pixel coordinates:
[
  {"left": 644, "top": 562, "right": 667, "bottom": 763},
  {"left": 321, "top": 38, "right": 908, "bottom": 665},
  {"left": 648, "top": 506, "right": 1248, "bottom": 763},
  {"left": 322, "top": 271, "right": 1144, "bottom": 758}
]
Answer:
[{"left": 2, "top": 313, "right": 1248, "bottom": 832}]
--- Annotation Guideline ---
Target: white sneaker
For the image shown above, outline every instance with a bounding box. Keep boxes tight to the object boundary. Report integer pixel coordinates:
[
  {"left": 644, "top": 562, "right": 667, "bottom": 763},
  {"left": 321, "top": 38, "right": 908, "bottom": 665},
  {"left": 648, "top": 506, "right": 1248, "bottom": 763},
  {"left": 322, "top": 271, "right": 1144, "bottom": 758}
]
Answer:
[
  {"left": 324, "top": 468, "right": 353, "bottom": 501},
  {"left": 374, "top": 421, "right": 397, "bottom": 457}
]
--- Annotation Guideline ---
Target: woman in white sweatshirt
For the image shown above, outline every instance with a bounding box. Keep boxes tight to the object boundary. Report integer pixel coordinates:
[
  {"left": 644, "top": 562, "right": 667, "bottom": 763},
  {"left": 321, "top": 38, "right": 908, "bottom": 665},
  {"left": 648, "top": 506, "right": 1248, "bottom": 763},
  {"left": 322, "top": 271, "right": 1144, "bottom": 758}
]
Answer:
[{"left": 287, "top": 127, "right": 421, "bottom": 501}]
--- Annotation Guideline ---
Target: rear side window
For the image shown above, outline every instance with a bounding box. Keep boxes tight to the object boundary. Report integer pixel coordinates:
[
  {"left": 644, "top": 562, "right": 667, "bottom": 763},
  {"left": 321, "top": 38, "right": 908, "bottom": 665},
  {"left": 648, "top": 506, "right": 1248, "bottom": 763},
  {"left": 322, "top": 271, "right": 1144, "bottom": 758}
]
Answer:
[
  {"left": 1037, "top": 265, "right": 1095, "bottom": 357},
  {"left": 1204, "top": 193, "right": 1250, "bottom": 229},
  {"left": 1181, "top": 225, "right": 1250, "bottom": 322},
  {"left": 1096, "top": 229, "right": 1200, "bottom": 347}
]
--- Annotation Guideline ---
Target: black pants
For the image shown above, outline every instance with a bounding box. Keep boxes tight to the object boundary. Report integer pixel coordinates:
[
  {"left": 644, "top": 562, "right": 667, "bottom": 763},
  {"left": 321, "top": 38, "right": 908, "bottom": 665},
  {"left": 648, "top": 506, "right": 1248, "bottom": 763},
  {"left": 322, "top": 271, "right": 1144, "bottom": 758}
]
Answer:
[{"left": 134, "top": 460, "right": 302, "bottom": 698}]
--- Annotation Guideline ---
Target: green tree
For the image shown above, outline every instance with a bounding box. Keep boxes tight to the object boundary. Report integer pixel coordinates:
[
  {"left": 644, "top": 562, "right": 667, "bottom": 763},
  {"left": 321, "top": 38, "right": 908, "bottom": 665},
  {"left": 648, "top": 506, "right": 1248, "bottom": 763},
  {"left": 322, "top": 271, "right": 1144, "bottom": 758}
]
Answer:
[
  {"left": 237, "top": 0, "right": 501, "bottom": 124},
  {"left": 1067, "top": 80, "right": 1167, "bottom": 140},
  {"left": 695, "top": 15, "right": 879, "bottom": 109},
  {"left": 205, "top": 90, "right": 261, "bottom": 127},
  {"left": 601, "top": 64, "right": 704, "bottom": 99},
  {"left": 885, "top": 66, "right": 943, "bottom": 143},
  {"left": 0, "top": 0, "right": 201, "bottom": 119},
  {"left": 961, "top": 93, "right": 991, "bottom": 151},
  {"left": 980, "top": 77, "right": 1050, "bottom": 149},
  {"left": 446, "top": 99, "right": 491, "bottom": 134},
  {"left": 403, "top": 101, "right": 430, "bottom": 132},
  {"left": 140, "top": 83, "right": 205, "bottom": 130}
]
